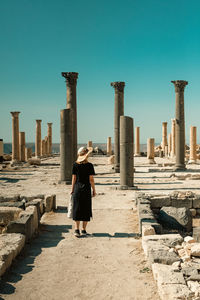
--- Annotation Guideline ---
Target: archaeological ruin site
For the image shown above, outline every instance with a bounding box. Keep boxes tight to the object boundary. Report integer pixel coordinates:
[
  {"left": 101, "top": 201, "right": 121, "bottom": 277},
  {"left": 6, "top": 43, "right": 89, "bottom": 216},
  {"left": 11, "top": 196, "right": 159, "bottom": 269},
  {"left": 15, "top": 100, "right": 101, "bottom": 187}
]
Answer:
[{"left": 1, "top": 74, "right": 200, "bottom": 300}]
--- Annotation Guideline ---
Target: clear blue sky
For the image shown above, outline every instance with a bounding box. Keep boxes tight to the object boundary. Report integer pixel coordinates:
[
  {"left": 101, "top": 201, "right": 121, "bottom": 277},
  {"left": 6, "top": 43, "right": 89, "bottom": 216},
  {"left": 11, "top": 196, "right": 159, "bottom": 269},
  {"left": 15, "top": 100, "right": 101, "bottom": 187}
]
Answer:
[{"left": 1, "top": 0, "right": 200, "bottom": 144}]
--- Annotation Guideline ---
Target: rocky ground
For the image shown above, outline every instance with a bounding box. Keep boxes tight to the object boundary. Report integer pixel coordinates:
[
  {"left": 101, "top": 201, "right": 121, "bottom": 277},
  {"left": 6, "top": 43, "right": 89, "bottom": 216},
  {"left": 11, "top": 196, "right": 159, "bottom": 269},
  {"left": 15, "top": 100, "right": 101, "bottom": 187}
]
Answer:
[{"left": 1, "top": 155, "right": 200, "bottom": 299}]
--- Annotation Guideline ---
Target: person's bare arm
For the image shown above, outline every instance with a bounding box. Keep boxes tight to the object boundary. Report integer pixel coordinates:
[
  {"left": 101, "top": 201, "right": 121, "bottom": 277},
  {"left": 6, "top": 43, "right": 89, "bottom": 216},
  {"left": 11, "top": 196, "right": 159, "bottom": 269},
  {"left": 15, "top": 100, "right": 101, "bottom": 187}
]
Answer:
[
  {"left": 89, "top": 175, "right": 96, "bottom": 197},
  {"left": 71, "top": 175, "right": 77, "bottom": 194}
]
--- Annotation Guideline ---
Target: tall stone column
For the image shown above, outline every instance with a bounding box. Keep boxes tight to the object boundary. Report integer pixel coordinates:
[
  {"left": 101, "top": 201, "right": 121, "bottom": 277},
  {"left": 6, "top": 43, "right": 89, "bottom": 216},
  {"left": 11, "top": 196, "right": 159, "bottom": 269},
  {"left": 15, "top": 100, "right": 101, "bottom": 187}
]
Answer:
[
  {"left": 60, "top": 109, "right": 73, "bottom": 183},
  {"left": 120, "top": 116, "right": 134, "bottom": 189},
  {"left": 168, "top": 133, "right": 172, "bottom": 157},
  {"left": 111, "top": 81, "right": 125, "bottom": 172},
  {"left": 171, "top": 80, "right": 188, "bottom": 170},
  {"left": 47, "top": 123, "right": 52, "bottom": 155},
  {"left": 25, "top": 148, "right": 32, "bottom": 161},
  {"left": 10, "top": 112, "right": 20, "bottom": 162},
  {"left": 171, "top": 118, "right": 176, "bottom": 157},
  {"left": 135, "top": 126, "right": 140, "bottom": 156},
  {"left": 61, "top": 72, "right": 78, "bottom": 163},
  {"left": 44, "top": 136, "right": 49, "bottom": 156},
  {"left": 41, "top": 139, "right": 46, "bottom": 156},
  {"left": 162, "top": 122, "right": 168, "bottom": 152},
  {"left": 19, "top": 132, "right": 25, "bottom": 162},
  {"left": 147, "top": 138, "right": 156, "bottom": 164},
  {"left": 35, "top": 120, "right": 42, "bottom": 158},
  {"left": 189, "top": 126, "right": 197, "bottom": 164},
  {"left": 107, "top": 137, "right": 112, "bottom": 156}
]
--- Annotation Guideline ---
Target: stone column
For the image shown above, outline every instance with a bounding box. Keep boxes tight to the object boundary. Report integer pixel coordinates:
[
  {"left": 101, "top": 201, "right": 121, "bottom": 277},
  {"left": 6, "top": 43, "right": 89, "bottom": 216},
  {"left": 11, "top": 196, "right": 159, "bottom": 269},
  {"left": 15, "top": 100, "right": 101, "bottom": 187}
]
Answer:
[
  {"left": 134, "top": 126, "right": 140, "bottom": 156},
  {"left": 120, "top": 116, "right": 134, "bottom": 189},
  {"left": 107, "top": 137, "right": 112, "bottom": 156},
  {"left": 10, "top": 112, "right": 20, "bottom": 162},
  {"left": 168, "top": 133, "right": 172, "bottom": 157},
  {"left": 0, "top": 139, "right": 3, "bottom": 163},
  {"left": 162, "top": 122, "right": 168, "bottom": 152},
  {"left": 61, "top": 72, "right": 78, "bottom": 163},
  {"left": 147, "top": 138, "right": 156, "bottom": 164},
  {"left": 189, "top": 126, "right": 197, "bottom": 164},
  {"left": 35, "top": 120, "right": 42, "bottom": 158},
  {"left": 25, "top": 148, "right": 32, "bottom": 161},
  {"left": 60, "top": 109, "right": 73, "bottom": 183},
  {"left": 41, "top": 139, "right": 46, "bottom": 157},
  {"left": 47, "top": 123, "right": 52, "bottom": 155},
  {"left": 111, "top": 81, "right": 125, "bottom": 172},
  {"left": 19, "top": 132, "right": 25, "bottom": 162},
  {"left": 44, "top": 136, "right": 49, "bottom": 156},
  {"left": 171, "top": 119, "right": 176, "bottom": 157},
  {"left": 87, "top": 141, "right": 92, "bottom": 148},
  {"left": 171, "top": 80, "right": 188, "bottom": 170}
]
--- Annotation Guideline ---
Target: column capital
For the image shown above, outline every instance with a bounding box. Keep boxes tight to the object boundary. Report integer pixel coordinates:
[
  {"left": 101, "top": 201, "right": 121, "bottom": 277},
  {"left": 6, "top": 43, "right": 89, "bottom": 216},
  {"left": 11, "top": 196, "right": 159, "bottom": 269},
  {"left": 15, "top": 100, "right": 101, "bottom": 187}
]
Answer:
[
  {"left": 36, "top": 119, "right": 42, "bottom": 123},
  {"left": 47, "top": 123, "right": 53, "bottom": 127},
  {"left": 171, "top": 80, "right": 188, "bottom": 93},
  {"left": 61, "top": 72, "right": 78, "bottom": 86},
  {"left": 10, "top": 112, "right": 20, "bottom": 118},
  {"left": 111, "top": 82, "right": 125, "bottom": 92},
  {"left": 162, "top": 122, "right": 167, "bottom": 125}
]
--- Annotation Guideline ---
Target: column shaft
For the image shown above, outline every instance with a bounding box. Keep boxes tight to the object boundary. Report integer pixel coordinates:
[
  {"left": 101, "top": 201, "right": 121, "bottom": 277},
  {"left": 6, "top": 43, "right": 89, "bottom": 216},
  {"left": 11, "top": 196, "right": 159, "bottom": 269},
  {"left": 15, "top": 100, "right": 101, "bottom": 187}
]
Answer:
[
  {"left": 168, "top": 133, "right": 172, "bottom": 157},
  {"left": 171, "top": 80, "right": 188, "bottom": 170},
  {"left": 147, "top": 138, "right": 156, "bottom": 164},
  {"left": 162, "top": 122, "right": 168, "bottom": 152},
  {"left": 111, "top": 82, "right": 125, "bottom": 172},
  {"left": 87, "top": 141, "right": 92, "bottom": 148},
  {"left": 19, "top": 132, "right": 25, "bottom": 161},
  {"left": 107, "top": 137, "right": 112, "bottom": 155},
  {"left": 60, "top": 109, "right": 73, "bottom": 183},
  {"left": 47, "top": 123, "right": 52, "bottom": 155},
  {"left": 135, "top": 127, "right": 140, "bottom": 156},
  {"left": 189, "top": 126, "right": 197, "bottom": 163},
  {"left": 25, "top": 148, "right": 32, "bottom": 161},
  {"left": 171, "top": 119, "right": 176, "bottom": 157},
  {"left": 120, "top": 116, "right": 134, "bottom": 188},
  {"left": 35, "top": 120, "right": 42, "bottom": 158},
  {"left": 10, "top": 112, "right": 20, "bottom": 161}
]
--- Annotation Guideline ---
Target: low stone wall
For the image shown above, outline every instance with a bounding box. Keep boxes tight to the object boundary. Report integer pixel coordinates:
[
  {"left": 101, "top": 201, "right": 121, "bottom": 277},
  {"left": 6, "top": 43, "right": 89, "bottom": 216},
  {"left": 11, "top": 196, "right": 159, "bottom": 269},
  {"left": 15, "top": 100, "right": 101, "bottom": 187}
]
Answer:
[
  {"left": 136, "top": 191, "right": 200, "bottom": 299},
  {"left": 0, "top": 193, "right": 57, "bottom": 277}
]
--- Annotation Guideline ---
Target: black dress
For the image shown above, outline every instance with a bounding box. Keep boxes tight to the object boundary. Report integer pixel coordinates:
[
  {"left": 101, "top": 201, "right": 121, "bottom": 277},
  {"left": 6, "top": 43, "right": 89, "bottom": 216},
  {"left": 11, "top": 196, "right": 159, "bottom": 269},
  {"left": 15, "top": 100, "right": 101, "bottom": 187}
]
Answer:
[{"left": 72, "top": 162, "right": 95, "bottom": 221}]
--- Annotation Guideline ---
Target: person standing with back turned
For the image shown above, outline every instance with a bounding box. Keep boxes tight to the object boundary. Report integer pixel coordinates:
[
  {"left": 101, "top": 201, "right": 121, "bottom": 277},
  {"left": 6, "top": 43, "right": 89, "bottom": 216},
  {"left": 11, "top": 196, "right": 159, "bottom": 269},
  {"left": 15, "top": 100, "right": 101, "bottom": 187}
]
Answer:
[{"left": 71, "top": 147, "right": 96, "bottom": 237}]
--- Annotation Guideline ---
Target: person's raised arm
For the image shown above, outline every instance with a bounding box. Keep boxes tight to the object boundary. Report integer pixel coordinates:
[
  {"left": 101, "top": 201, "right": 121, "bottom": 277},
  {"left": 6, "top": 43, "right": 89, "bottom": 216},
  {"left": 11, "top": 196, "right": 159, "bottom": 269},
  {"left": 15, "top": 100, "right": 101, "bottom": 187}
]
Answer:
[
  {"left": 71, "top": 175, "right": 76, "bottom": 194},
  {"left": 89, "top": 175, "right": 96, "bottom": 197}
]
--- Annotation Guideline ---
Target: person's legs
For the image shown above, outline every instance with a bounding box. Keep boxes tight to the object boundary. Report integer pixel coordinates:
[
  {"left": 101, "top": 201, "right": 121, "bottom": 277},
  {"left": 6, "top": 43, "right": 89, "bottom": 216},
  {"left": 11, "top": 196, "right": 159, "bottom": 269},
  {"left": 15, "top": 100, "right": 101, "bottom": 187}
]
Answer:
[
  {"left": 82, "top": 221, "right": 88, "bottom": 231},
  {"left": 75, "top": 221, "right": 80, "bottom": 230}
]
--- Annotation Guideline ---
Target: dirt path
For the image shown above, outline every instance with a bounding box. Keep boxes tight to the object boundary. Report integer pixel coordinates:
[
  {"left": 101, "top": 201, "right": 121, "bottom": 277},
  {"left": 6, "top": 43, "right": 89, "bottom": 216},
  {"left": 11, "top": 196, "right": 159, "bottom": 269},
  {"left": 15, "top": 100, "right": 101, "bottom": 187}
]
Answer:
[{"left": 0, "top": 156, "right": 159, "bottom": 300}]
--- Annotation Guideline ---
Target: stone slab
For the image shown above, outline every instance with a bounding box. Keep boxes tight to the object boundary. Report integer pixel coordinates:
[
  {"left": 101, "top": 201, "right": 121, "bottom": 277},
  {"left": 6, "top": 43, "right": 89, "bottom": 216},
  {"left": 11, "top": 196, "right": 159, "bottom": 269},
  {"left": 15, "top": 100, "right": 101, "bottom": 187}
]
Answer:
[
  {"left": 0, "top": 233, "right": 25, "bottom": 276},
  {"left": 0, "top": 194, "right": 21, "bottom": 203},
  {"left": 171, "top": 198, "right": 193, "bottom": 209},
  {"left": 0, "top": 201, "right": 25, "bottom": 209},
  {"left": 6, "top": 213, "right": 33, "bottom": 241},
  {"left": 150, "top": 196, "right": 171, "bottom": 208},
  {"left": 0, "top": 207, "right": 23, "bottom": 226},
  {"left": 193, "top": 199, "right": 200, "bottom": 209}
]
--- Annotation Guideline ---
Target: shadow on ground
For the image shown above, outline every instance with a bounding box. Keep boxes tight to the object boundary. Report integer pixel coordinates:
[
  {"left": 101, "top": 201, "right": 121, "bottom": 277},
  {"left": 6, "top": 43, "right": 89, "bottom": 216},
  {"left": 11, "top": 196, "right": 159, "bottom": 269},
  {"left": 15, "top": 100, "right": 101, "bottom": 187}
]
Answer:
[{"left": 0, "top": 222, "right": 72, "bottom": 297}]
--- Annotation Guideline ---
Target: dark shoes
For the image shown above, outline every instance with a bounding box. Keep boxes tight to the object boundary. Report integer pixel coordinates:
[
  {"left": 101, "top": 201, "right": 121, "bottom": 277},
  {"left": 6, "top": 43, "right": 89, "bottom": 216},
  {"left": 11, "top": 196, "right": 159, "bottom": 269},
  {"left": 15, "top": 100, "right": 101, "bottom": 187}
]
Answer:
[
  {"left": 81, "top": 230, "right": 87, "bottom": 236},
  {"left": 74, "top": 229, "right": 80, "bottom": 237}
]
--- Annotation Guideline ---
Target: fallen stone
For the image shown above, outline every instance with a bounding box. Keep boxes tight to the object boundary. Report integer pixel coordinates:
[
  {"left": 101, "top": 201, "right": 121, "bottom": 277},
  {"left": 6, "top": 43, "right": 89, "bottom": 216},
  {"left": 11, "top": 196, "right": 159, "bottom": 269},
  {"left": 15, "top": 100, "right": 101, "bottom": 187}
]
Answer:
[
  {"left": 20, "top": 194, "right": 45, "bottom": 202},
  {"left": 6, "top": 213, "right": 33, "bottom": 241},
  {"left": 0, "top": 201, "right": 25, "bottom": 210},
  {"left": 142, "top": 225, "right": 156, "bottom": 236},
  {"left": 190, "top": 208, "right": 196, "bottom": 217},
  {"left": 108, "top": 155, "right": 114, "bottom": 164},
  {"left": 45, "top": 195, "right": 56, "bottom": 212},
  {"left": 171, "top": 197, "right": 193, "bottom": 209},
  {"left": 193, "top": 198, "right": 200, "bottom": 209},
  {"left": 187, "top": 281, "right": 200, "bottom": 297},
  {"left": 0, "top": 194, "right": 21, "bottom": 203},
  {"left": 193, "top": 227, "right": 200, "bottom": 242},
  {"left": 191, "top": 244, "right": 200, "bottom": 257},
  {"left": 0, "top": 233, "right": 25, "bottom": 276},
  {"left": 27, "top": 158, "right": 41, "bottom": 165},
  {"left": 184, "top": 236, "right": 195, "bottom": 244},
  {"left": 158, "top": 206, "right": 192, "bottom": 232},
  {"left": 25, "top": 205, "right": 38, "bottom": 234},
  {"left": 150, "top": 196, "right": 171, "bottom": 208}
]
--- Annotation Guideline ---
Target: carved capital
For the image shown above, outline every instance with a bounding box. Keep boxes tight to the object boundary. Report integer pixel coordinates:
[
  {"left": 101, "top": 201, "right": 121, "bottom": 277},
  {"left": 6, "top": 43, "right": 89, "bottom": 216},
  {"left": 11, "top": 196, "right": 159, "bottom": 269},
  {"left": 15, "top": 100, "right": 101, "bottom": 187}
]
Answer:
[
  {"left": 47, "top": 123, "right": 52, "bottom": 127},
  {"left": 171, "top": 80, "right": 188, "bottom": 93},
  {"left": 10, "top": 112, "right": 20, "bottom": 118},
  {"left": 36, "top": 120, "right": 42, "bottom": 123},
  {"left": 111, "top": 82, "right": 125, "bottom": 93},
  {"left": 61, "top": 72, "right": 78, "bottom": 86}
]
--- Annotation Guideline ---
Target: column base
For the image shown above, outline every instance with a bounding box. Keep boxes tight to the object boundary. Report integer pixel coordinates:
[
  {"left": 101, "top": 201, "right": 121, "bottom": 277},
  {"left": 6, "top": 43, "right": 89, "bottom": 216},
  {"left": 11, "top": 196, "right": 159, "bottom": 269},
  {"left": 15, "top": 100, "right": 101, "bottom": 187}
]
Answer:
[
  {"left": 148, "top": 159, "right": 156, "bottom": 164},
  {"left": 118, "top": 185, "right": 138, "bottom": 190},
  {"left": 114, "top": 166, "right": 120, "bottom": 173},
  {"left": 134, "top": 154, "right": 141, "bottom": 157},
  {"left": 173, "top": 165, "right": 186, "bottom": 171},
  {"left": 58, "top": 180, "right": 71, "bottom": 185}
]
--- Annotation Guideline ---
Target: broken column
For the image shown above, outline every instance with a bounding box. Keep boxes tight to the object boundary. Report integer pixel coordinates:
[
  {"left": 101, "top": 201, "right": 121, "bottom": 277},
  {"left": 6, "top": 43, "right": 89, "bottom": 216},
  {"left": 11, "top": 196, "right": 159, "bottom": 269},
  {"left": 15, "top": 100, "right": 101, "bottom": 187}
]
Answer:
[
  {"left": 44, "top": 136, "right": 49, "bottom": 156},
  {"left": 168, "top": 133, "right": 172, "bottom": 157},
  {"left": 162, "top": 122, "right": 167, "bottom": 153},
  {"left": 189, "top": 126, "right": 197, "bottom": 164},
  {"left": 171, "top": 118, "right": 176, "bottom": 157},
  {"left": 19, "top": 132, "right": 25, "bottom": 162},
  {"left": 120, "top": 116, "right": 134, "bottom": 189},
  {"left": 171, "top": 80, "right": 188, "bottom": 170},
  {"left": 41, "top": 139, "right": 46, "bottom": 157},
  {"left": 111, "top": 81, "right": 125, "bottom": 172},
  {"left": 135, "top": 126, "right": 140, "bottom": 156},
  {"left": 10, "top": 112, "right": 20, "bottom": 162},
  {"left": 35, "top": 120, "right": 42, "bottom": 158},
  {"left": 25, "top": 148, "right": 32, "bottom": 161},
  {"left": 0, "top": 139, "right": 3, "bottom": 163},
  {"left": 147, "top": 138, "right": 156, "bottom": 164},
  {"left": 60, "top": 109, "right": 73, "bottom": 183},
  {"left": 47, "top": 123, "right": 52, "bottom": 155},
  {"left": 107, "top": 137, "right": 112, "bottom": 156},
  {"left": 61, "top": 72, "right": 78, "bottom": 163}
]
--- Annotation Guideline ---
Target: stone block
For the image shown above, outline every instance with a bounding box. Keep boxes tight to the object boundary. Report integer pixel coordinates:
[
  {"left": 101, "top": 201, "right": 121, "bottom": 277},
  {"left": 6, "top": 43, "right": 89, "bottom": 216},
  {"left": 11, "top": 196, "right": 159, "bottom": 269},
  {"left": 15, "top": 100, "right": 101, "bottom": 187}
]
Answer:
[
  {"left": 171, "top": 197, "right": 193, "bottom": 208},
  {"left": 191, "top": 243, "right": 200, "bottom": 257},
  {"left": 52, "top": 194, "right": 56, "bottom": 210},
  {"left": 27, "top": 158, "right": 41, "bottom": 165},
  {"left": 25, "top": 206, "right": 38, "bottom": 233},
  {"left": 150, "top": 196, "right": 171, "bottom": 208},
  {"left": 45, "top": 195, "right": 54, "bottom": 212},
  {"left": 0, "top": 194, "right": 21, "bottom": 203},
  {"left": 0, "top": 233, "right": 25, "bottom": 276},
  {"left": 193, "top": 198, "right": 200, "bottom": 208},
  {"left": 0, "top": 201, "right": 25, "bottom": 210},
  {"left": 193, "top": 227, "right": 200, "bottom": 242},
  {"left": 190, "top": 208, "right": 196, "bottom": 217},
  {"left": 20, "top": 194, "right": 45, "bottom": 202},
  {"left": 0, "top": 207, "right": 23, "bottom": 226},
  {"left": 26, "top": 199, "right": 43, "bottom": 222},
  {"left": 142, "top": 225, "right": 156, "bottom": 236},
  {"left": 108, "top": 155, "right": 114, "bottom": 164},
  {"left": 141, "top": 220, "right": 162, "bottom": 234},
  {"left": 6, "top": 213, "right": 33, "bottom": 241}
]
